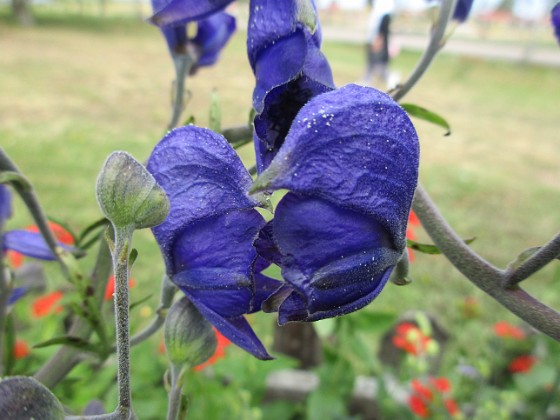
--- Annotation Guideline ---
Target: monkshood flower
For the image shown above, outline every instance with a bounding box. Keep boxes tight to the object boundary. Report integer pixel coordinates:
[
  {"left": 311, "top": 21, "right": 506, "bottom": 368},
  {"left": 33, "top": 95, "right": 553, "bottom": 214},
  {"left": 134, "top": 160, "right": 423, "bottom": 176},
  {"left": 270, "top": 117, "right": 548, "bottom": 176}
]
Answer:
[
  {"left": 150, "top": 0, "right": 234, "bottom": 27},
  {"left": 147, "top": 126, "right": 281, "bottom": 360},
  {"left": 248, "top": 0, "right": 335, "bottom": 172},
  {"left": 152, "top": 6, "right": 236, "bottom": 72},
  {"left": 552, "top": 2, "right": 560, "bottom": 44},
  {"left": 452, "top": 0, "right": 474, "bottom": 23},
  {"left": 252, "top": 84, "right": 419, "bottom": 324}
]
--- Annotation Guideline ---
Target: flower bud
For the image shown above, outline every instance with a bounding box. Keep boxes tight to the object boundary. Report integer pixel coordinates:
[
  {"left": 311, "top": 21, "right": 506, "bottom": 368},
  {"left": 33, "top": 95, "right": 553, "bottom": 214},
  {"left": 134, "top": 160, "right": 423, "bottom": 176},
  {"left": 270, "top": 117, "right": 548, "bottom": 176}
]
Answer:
[
  {"left": 0, "top": 376, "right": 65, "bottom": 419},
  {"left": 96, "top": 151, "right": 170, "bottom": 229},
  {"left": 164, "top": 297, "right": 217, "bottom": 369}
]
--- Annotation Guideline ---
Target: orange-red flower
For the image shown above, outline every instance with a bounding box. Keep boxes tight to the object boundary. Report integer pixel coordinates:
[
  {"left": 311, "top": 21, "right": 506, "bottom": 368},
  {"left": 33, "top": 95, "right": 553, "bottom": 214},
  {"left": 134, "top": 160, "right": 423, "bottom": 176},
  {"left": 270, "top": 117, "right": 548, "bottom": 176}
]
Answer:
[
  {"left": 104, "top": 275, "right": 137, "bottom": 301},
  {"left": 493, "top": 321, "right": 525, "bottom": 340},
  {"left": 32, "top": 291, "right": 64, "bottom": 318},
  {"left": 406, "top": 211, "right": 421, "bottom": 262},
  {"left": 408, "top": 377, "right": 459, "bottom": 418},
  {"left": 508, "top": 355, "right": 536, "bottom": 374},
  {"left": 8, "top": 222, "right": 75, "bottom": 268},
  {"left": 392, "top": 322, "right": 433, "bottom": 356},
  {"left": 194, "top": 328, "right": 231, "bottom": 371},
  {"left": 13, "top": 339, "right": 30, "bottom": 359}
]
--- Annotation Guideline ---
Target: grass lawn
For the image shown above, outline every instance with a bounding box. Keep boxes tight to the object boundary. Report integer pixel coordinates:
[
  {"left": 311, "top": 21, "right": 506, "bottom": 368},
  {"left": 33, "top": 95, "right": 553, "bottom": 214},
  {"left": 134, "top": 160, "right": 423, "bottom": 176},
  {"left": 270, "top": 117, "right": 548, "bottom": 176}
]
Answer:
[{"left": 1, "top": 8, "right": 559, "bottom": 418}]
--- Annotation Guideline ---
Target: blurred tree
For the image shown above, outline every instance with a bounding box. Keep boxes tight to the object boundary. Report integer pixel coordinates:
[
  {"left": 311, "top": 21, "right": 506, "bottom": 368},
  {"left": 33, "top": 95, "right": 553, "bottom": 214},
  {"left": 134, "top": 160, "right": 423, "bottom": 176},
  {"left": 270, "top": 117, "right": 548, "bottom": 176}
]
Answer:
[{"left": 12, "top": 0, "right": 34, "bottom": 26}]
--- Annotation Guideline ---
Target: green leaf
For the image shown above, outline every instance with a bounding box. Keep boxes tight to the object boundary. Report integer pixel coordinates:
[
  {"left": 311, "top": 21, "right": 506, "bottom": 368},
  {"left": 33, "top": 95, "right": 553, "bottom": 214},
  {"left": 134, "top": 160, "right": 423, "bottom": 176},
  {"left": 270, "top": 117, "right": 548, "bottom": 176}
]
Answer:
[
  {"left": 208, "top": 90, "right": 221, "bottom": 133},
  {"left": 407, "top": 237, "right": 476, "bottom": 255},
  {"left": 77, "top": 217, "right": 108, "bottom": 247},
  {"left": 129, "top": 248, "right": 138, "bottom": 268},
  {"left": 507, "top": 246, "right": 560, "bottom": 271},
  {"left": 183, "top": 115, "right": 195, "bottom": 126},
  {"left": 130, "top": 294, "right": 153, "bottom": 311},
  {"left": 347, "top": 310, "right": 398, "bottom": 334},
  {"left": 401, "top": 103, "right": 451, "bottom": 136},
  {"left": 33, "top": 336, "right": 98, "bottom": 353}
]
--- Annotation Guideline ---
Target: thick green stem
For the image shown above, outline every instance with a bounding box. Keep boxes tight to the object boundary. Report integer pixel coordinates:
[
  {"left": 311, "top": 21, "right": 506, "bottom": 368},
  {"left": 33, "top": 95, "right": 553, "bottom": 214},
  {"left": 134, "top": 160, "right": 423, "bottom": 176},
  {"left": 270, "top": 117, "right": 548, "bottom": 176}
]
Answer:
[
  {"left": 166, "top": 365, "right": 187, "bottom": 420},
  {"left": 391, "top": 0, "right": 457, "bottom": 102},
  {"left": 167, "top": 54, "right": 196, "bottom": 131},
  {"left": 112, "top": 225, "right": 134, "bottom": 418},
  {"left": 413, "top": 184, "right": 560, "bottom": 341}
]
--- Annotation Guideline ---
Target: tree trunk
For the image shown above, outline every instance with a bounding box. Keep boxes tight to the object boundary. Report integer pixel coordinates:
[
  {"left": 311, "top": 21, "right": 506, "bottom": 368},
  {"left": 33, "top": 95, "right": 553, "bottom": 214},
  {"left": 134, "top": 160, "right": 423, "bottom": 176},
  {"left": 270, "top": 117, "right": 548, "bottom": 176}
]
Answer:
[{"left": 12, "top": 0, "right": 34, "bottom": 26}]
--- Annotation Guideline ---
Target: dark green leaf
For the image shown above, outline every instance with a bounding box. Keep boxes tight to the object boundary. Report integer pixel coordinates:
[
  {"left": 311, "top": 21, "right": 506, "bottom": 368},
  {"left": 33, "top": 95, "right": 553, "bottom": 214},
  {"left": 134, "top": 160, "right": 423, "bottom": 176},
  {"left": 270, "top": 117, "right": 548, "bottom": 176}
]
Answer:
[
  {"left": 129, "top": 248, "right": 138, "bottom": 268},
  {"left": 401, "top": 103, "right": 451, "bottom": 136},
  {"left": 77, "top": 218, "right": 108, "bottom": 247},
  {"left": 407, "top": 237, "right": 476, "bottom": 255},
  {"left": 33, "top": 336, "right": 98, "bottom": 353},
  {"left": 130, "top": 294, "right": 153, "bottom": 311}
]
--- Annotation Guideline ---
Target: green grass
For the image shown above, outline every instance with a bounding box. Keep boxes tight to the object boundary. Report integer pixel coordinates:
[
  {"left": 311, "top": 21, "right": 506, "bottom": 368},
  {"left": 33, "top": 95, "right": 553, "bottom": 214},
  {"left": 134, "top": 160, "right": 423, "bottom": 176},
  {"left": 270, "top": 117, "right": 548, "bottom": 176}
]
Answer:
[{"left": 1, "top": 10, "right": 559, "bottom": 417}]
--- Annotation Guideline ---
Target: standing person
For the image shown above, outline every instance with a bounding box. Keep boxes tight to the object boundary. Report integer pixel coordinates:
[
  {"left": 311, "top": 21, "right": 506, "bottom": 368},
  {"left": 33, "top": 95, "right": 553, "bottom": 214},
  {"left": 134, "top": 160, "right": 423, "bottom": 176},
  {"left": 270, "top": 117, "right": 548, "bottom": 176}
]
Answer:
[{"left": 364, "top": 0, "right": 395, "bottom": 88}]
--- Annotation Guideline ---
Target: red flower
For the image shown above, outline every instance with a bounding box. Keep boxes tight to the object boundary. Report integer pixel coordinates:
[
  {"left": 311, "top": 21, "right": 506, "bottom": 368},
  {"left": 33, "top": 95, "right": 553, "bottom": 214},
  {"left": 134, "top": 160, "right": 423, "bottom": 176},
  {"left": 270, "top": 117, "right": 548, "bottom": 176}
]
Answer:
[
  {"left": 32, "top": 291, "right": 64, "bottom": 318},
  {"left": 194, "top": 328, "right": 231, "bottom": 371},
  {"left": 493, "top": 321, "right": 525, "bottom": 340},
  {"left": 406, "top": 211, "right": 421, "bottom": 262},
  {"left": 508, "top": 355, "right": 536, "bottom": 374},
  {"left": 104, "top": 275, "right": 137, "bottom": 301},
  {"left": 392, "top": 322, "right": 433, "bottom": 356},
  {"left": 408, "top": 377, "right": 459, "bottom": 418},
  {"left": 13, "top": 339, "right": 30, "bottom": 359},
  {"left": 8, "top": 221, "right": 75, "bottom": 268}
]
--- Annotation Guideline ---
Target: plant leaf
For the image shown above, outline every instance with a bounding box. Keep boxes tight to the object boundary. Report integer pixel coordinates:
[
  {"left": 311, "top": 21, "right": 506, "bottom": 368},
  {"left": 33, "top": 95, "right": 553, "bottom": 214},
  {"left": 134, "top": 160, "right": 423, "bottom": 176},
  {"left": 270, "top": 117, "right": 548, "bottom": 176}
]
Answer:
[
  {"left": 407, "top": 237, "right": 476, "bottom": 255},
  {"left": 401, "top": 103, "right": 451, "bottom": 136},
  {"left": 33, "top": 336, "right": 98, "bottom": 353}
]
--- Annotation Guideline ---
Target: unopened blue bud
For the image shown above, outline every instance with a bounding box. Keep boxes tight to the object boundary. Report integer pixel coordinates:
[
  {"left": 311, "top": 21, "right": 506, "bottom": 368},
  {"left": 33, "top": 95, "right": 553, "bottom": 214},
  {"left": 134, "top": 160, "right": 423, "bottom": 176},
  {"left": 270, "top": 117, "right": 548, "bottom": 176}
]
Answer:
[{"left": 0, "top": 376, "right": 65, "bottom": 419}]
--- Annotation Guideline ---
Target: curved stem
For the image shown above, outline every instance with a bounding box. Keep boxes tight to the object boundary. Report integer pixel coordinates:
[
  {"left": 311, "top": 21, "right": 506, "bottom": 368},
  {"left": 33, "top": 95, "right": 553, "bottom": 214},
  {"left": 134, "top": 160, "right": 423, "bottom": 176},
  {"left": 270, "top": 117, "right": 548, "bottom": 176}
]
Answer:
[
  {"left": 222, "top": 125, "right": 252, "bottom": 145},
  {"left": 505, "top": 232, "right": 560, "bottom": 287},
  {"left": 413, "top": 184, "right": 560, "bottom": 341},
  {"left": 167, "top": 54, "right": 196, "bottom": 131},
  {"left": 391, "top": 0, "right": 457, "bottom": 102}
]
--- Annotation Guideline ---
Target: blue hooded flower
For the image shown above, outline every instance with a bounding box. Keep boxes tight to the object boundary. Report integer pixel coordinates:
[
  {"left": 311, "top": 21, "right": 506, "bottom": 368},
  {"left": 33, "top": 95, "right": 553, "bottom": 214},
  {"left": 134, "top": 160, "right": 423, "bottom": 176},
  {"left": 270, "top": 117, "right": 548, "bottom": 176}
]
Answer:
[
  {"left": 248, "top": 0, "right": 335, "bottom": 173},
  {"left": 154, "top": 10, "right": 236, "bottom": 71},
  {"left": 452, "top": 0, "right": 474, "bottom": 23},
  {"left": 150, "top": 0, "right": 234, "bottom": 27},
  {"left": 251, "top": 84, "right": 420, "bottom": 324},
  {"left": 552, "top": 2, "right": 560, "bottom": 44},
  {"left": 147, "top": 126, "right": 281, "bottom": 360}
]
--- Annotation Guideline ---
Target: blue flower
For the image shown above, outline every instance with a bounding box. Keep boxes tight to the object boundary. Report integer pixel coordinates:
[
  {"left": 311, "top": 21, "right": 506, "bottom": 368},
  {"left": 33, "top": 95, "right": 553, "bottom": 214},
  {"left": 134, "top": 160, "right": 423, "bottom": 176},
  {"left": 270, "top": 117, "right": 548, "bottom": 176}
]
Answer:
[
  {"left": 147, "top": 126, "right": 281, "bottom": 360},
  {"left": 552, "top": 2, "right": 560, "bottom": 44},
  {"left": 452, "top": 0, "right": 474, "bottom": 23},
  {"left": 251, "top": 84, "right": 420, "bottom": 324},
  {"left": 247, "top": 0, "right": 335, "bottom": 173},
  {"left": 153, "top": 9, "right": 236, "bottom": 71},
  {"left": 150, "top": 0, "right": 234, "bottom": 27}
]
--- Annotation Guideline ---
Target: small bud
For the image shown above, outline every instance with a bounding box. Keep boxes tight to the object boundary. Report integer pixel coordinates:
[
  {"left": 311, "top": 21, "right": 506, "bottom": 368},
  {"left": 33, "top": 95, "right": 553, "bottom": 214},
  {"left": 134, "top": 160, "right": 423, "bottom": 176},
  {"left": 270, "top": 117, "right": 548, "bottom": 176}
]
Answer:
[
  {"left": 164, "top": 297, "right": 217, "bottom": 369},
  {"left": 0, "top": 376, "right": 65, "bottom": 419},
  {"left": 96, "top": 151, "right": 170, "bottom": 229}
]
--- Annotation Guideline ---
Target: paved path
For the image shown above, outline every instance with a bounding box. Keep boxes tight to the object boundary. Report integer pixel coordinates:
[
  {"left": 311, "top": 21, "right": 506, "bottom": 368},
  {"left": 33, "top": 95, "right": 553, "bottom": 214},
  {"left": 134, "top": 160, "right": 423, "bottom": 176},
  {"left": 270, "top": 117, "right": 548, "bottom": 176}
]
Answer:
[{"left": 322, "top": 27, "right": 560, "bottom": 68}]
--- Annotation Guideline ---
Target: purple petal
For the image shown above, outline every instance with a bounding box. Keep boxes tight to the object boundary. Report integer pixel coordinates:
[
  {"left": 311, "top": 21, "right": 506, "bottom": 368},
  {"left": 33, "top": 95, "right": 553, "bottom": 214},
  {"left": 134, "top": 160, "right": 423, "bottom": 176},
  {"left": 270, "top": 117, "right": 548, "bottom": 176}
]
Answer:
[
  {"left": 193, "top": 13, "right": 236, "bottom": 67},
  {"left": 147, "top": 126, "right": 261, "bottom": 271},
  {"left": 552, "top": 3, "right": 560, "bottom": 44},
  {"left": 253, "top": 84, "right": 419, "bottom": 249},
  {"left": 3, "top": 230, "right": 69, "bottom": 260},
  {"left": 453, "top": 0, "right": 474, "bottom": 23},
  {"left": 254, "top": 221, "right": 283, "bottom": 266},
  {"left": 184, "top": 291, "right": 273, "bottom": 360},
  {"left": 0, "top": 185, "right": 11, "bottom": 224},
  {"left": 270, "top": 193, "right": 400, "bottom": 323},
  {"left": 149, "top": 0, "right": 234, "bottom": 27},
  {"left": 7, "top": 287, "right": 27, "bottom": 305}
]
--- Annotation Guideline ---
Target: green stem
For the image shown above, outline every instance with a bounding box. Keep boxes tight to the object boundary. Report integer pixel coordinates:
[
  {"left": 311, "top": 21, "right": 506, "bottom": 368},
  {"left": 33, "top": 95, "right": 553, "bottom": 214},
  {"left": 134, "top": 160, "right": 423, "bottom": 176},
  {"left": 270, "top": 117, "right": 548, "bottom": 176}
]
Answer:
[
  {"left": 166, "top": 365, "right": 187, "bottom": 420},
  {"left": 167, "top": 54, "right": 196, "bottom": 131},
  {"left": 391, "top": 0, "right": 457, "bottom": 102},
  {"left": 112, "top": 225, "right": 134, "bottom": 418},
  {"left": 413, "top": 184, "right": 560, "bottom": 341},
  {"left": 505, "top": 232, "right": 560, "bottom": 287}
]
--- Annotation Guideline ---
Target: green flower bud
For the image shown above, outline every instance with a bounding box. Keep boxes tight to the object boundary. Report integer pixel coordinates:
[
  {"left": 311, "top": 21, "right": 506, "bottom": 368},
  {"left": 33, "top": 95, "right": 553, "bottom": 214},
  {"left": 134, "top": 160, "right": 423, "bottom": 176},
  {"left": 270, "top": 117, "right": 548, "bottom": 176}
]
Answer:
[
  {"left": 96, "top": 151, "right": 170, "bottom": 229},
  {"left": 0, "top": 376, "right": 65, "bottom": 419},
  {"left": 164, "top": 297, "right": 217, "bottom": 369}
]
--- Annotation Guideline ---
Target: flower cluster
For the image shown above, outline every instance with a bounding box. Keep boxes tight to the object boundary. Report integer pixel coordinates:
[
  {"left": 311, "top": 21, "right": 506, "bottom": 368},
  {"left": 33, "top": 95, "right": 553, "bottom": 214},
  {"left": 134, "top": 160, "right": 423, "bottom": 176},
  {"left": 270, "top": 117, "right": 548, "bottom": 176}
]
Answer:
[
  {"left": 408, "top": 377, "right": 459, "bottom": 418},
  {"left": 392, "top": 322, "right": 435, "bottom": 356},
  {"left": 147, "top": 0, "right": 420, "bottom": 359}
]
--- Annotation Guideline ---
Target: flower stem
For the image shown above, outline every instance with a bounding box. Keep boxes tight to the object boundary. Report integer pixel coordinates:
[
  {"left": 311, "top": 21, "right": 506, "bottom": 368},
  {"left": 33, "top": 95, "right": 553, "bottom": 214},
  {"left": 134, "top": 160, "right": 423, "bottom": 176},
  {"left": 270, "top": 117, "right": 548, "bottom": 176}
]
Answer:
[
  {"left": 391, "top": 0, "right": 457, "bottom": 102},
  {"left": 167, "top": 54, "right": 196, "bottom": 131},
  {"left": 413, "top": 184, "right": 560, "bottom": 341},
  {"left": 112, "top": 225, "right": 134, "bottom": 418},
  {"left": 166, "top": 365, "right": 187, "bottom": 420}
]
